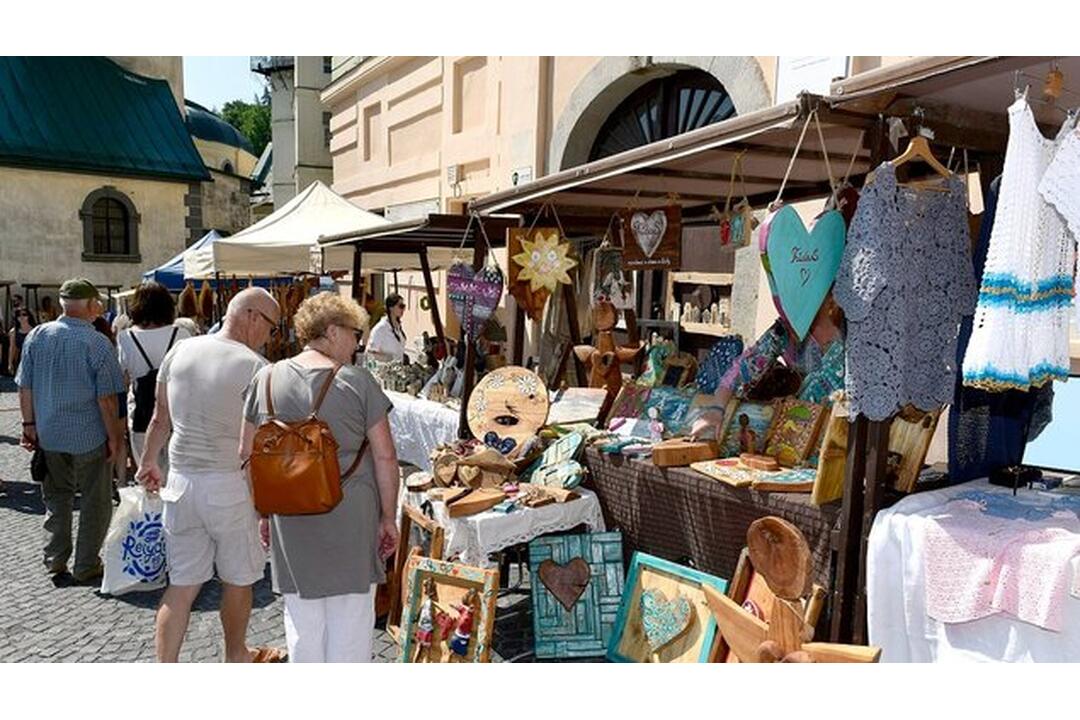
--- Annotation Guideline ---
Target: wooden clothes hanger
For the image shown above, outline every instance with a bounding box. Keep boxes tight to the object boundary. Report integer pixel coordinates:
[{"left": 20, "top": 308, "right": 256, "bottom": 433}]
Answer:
[{"left": 892, "top": 134, "right": 952, "bottom": 178}]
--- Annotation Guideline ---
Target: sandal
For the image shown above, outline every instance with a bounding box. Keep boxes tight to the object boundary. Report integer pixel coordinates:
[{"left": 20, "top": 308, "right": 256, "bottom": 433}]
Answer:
[{"left": 250, "top": 646, "right": 288, "bottom": 663}]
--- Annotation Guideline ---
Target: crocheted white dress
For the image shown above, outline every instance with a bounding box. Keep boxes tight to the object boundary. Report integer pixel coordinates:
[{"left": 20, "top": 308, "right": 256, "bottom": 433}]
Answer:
[
  {"left": 962, "top": 98, "right": 1079, "bottom": 392},
  {"left": 1040, "top": 126, "right": 1080, "bottom": 326}
]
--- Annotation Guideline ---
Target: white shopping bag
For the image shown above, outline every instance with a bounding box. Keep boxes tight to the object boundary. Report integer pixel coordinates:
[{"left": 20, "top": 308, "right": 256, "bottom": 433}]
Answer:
[{"left": 100, "top": 486, "right": 167, "bottom": 595}]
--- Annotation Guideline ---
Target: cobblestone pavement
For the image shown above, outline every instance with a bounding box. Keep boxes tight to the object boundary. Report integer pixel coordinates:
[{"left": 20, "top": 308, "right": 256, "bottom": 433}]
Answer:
[{"left": 0, "top": 377, "right": 553, "bottom": 663}]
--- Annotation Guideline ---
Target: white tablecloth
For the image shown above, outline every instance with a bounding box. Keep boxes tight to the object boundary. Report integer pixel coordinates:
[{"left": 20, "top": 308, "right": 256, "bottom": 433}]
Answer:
[
  {"left": 385, "top": 390, "right": 459, "bottom": 471},
  {"left": 868, "top": 479, "right": 1080, "bottom": 662},
  {"left": 427, "top": 488, "right": 605, "bottom": 568}
]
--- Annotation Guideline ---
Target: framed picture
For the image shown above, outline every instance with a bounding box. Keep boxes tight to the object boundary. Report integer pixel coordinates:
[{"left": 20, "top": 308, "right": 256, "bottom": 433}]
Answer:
[
  {"left": 592, "top": 245, "right": 635, "bottom": 310},
  {"left": 764, "top": 397, "right": 828, "bottom": 467},
  {"left": 607, "top": 383, "right": 652, "bottom": 424},
  {"left": 399, "top": 554, "right": 500, "bottom": 663},
  {"left": 719, "top": 400, "right": 776, "bottom": 457},
  {"left": 619, "top": 205, "right": 682, "bottom": 271},
  {"left": 607, "top": 552, "right": 727, "bottom": 663},
  {"left": 529, "top": 531, "right": 626, "bottom": 659},
  {"left": 661, "top": 352, "right": 698, "bottom": 388}
]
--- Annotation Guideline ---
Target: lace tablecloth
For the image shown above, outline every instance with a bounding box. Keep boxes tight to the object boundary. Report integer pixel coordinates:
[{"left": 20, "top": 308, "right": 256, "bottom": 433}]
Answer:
[
  {"left": 428, "top": 488, "right": 605, "bottom": 568},
  {"left": 868, "top": 479, "right": 1080, "bottom": 662},
  {"left": 386, "top": 390, "right": 459, "bottom": 471}
]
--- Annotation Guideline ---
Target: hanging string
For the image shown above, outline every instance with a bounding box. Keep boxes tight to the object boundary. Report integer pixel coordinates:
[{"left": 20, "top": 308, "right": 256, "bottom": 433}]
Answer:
[
  {"left": 811, "top": 110, "right": 839, "bottom": 208},
  {"left": 841, "top": 130, "right": 866, "bottom": 185},
  {"left": 773, "top": 110, "right": 816, "bottom": 207}
]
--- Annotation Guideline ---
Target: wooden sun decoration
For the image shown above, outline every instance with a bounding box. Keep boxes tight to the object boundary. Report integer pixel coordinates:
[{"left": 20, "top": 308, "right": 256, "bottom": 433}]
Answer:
[
  {"left": 512, "top": 228, "right": 577, "bottom": 292},
  {"left": 703, "top": 516, "right": 881, "bottom": 663},
  {"left": 573, "top": 301, "right": 644, "bottom": 408}
]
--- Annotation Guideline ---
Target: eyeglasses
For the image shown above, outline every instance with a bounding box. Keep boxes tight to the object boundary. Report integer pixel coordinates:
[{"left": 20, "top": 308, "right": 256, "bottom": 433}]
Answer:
[
  {"left": 343, "top": 326, "right": 364, "bottom": 343},
  {"left": 250, "top": 308, "right": 280, "bottom": 336},
  {"left": 396, "top": 304, "right": 406, "bottom": 310}
]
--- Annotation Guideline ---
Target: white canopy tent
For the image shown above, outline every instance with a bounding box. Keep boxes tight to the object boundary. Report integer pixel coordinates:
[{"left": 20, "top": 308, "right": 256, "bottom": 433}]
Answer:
[{"left": 183, "top": 180, "right": 390, "bottom": 279}]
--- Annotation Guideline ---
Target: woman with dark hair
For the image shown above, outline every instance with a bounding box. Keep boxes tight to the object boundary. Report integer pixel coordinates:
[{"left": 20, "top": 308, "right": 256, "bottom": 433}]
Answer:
[
  {"left": 116, "top": 282, "right": 192, "bottom": 472},
  {"left": 7, "top": 307, "right": 36, "bottom": 376},
  {"left": 366, "top": 292, "right": 407, "bottom": 363}
]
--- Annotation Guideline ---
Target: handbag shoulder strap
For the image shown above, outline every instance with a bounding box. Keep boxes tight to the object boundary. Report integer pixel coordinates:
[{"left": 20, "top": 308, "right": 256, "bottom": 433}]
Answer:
[
  {"left": 264, "top": 362, "right": 278, "bottom": 418},
  {"left": 311, "top": 364, "right": 341, "bottom": 417},
  {"left": 342, "top": 438, "right": 369, "bottom": 480},
  {"left": 165, "top": 326, "right": 179, "bottom": 353}
]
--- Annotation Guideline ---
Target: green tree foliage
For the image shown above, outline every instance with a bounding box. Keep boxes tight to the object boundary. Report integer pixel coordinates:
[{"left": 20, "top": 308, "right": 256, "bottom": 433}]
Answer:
[{"left": 220, "top": 93, "right": 271, "bottom": 157}]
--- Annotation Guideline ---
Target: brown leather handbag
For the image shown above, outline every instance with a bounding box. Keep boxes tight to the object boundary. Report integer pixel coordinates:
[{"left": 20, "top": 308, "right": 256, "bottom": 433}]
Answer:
[{"left": 248, "top": 363, "right": 367, "bottom": 516}]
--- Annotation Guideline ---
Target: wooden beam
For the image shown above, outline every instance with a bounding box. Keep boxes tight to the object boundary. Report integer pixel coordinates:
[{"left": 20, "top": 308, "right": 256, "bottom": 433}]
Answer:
[
  {"left": 853, "top": 417, "right": 893, "bottom": 645},
  {"left": 562, "top": 281, "right": 587, "bottom": 385},
  {"left": 830, "top": 415, "right": 867, "bottom": 644},
  {"left": 418, "top": 245, "right": 446, "bottom": 353},
  {"left": 512, "top": 304, "right": 526, "bottom": 366}
]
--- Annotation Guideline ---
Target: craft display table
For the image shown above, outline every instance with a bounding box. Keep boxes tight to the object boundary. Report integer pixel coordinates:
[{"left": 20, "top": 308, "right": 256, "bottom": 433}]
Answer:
[
  {"left": 421, "top": 488, "right": 606, "bottom": 568},
  {"left": 868, "top": 479, "right": 1080, "bottom": 662},
  {"left": 385, "top": 390, "right": 460, "bottom": 471},
  {"left": 581, "top": 448, "right": 840, "bottom": 589}
]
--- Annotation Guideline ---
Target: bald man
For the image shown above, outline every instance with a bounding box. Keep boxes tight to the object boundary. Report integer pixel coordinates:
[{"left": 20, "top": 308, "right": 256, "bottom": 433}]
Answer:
[{"left": 137, "top": 287, "right": 283, "bottom": 662}]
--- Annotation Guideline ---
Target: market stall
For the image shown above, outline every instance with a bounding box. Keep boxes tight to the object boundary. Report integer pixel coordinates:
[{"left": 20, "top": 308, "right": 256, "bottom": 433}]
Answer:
[{"left": 461, "top": 55, "right": 1080, "bottom": 662}]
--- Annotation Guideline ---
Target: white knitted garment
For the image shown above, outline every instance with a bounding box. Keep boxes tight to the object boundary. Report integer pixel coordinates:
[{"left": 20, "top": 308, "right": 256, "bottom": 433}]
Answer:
[
  {"left": 962, "top": 99, "right": 1078, "bottom": 392},
  {"left": 1040, "top": 126, "right": 1080, "bottom": 326}
]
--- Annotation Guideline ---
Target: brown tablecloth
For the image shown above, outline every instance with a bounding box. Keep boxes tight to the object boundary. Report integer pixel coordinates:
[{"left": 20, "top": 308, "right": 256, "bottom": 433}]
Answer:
[{"left": 582, "top": 447, "right": 841, "bottom": 588}]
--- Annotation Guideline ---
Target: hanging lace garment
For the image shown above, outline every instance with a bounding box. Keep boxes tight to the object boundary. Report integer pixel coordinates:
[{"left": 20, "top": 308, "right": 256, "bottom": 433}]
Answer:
[
  {"left": 962, "top": 98, "right": 1079, "bottom": 392},
  {"left": 834, "top": 162, "right": 976, "bottom": 421},
  {"left": 1039, "top": 125, "right": 1080, "bottom": 326}
]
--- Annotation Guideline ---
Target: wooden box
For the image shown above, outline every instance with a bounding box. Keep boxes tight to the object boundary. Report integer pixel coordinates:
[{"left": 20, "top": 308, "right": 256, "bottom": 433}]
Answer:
[{"left": 652, "top": 438, "right": 720, "bottom": 468}]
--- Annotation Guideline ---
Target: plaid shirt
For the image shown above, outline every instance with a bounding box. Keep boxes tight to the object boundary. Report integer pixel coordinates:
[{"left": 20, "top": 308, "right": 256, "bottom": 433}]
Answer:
[{"left": 15, "top": 316, "right": 125, "bottom": 454}]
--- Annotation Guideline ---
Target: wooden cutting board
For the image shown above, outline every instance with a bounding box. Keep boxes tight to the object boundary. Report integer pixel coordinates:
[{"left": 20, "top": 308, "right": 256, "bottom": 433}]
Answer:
[{"left": 652, "top": 438, "right": 720, "bottom": 468}]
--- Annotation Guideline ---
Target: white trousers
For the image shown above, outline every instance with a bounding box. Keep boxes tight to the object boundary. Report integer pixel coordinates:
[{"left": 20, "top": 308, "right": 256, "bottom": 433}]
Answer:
[{"left": 283, "top": 587, "right": 376, "bottom": 663}]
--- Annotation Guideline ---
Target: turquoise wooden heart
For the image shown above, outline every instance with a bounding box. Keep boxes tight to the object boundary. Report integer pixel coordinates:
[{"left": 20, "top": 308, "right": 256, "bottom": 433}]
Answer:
[
  {"left": 639, "top": 588, "right": 692, "bottom": 652},
  {"left": 762, "top": 205, "right": 846, "bottom": 341}
]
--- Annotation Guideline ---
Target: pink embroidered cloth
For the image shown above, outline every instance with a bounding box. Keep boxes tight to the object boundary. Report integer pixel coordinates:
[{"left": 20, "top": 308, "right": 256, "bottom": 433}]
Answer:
[{"left": 925, "top": 500, "right": 1080, "bottom": 632}]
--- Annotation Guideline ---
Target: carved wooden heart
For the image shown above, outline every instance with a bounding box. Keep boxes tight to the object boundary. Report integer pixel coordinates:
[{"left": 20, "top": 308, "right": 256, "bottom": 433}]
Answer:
[
  {"left": 640, "top": 587, "right": 693, "bottom": 652},
  {"left": 630, "top": 210, "right": 668, "bottom": 258},
  {"left": 538, "top": 558, "right": 591, "bottom": 611}
]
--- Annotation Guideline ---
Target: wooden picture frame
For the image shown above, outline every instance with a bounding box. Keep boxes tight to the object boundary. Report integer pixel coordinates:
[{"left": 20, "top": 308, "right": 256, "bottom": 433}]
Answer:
[
  {"left": 763, "top": 397, "right": 828, "bottom": 467},
  {"left": 607, "top": 552, "right": 727, "bottom": 663},
  {"left": 714, "top": 548, "right": 826, "bottom": 662},
  {"left": 660, "top": 352, "right": 697, "bottom": 388},
  {"left": 529, "top": 531, "right": 626, "bottom": 659},
  {"left": 386, "top": 504, "right": 446, "bottom": 641},
  {"left": 399, "top": 553, "right": 499, "bottom": 663}
]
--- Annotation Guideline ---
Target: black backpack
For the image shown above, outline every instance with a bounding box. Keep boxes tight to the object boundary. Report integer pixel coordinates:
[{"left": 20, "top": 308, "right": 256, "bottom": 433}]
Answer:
[{"left": 129, "top": 327, "right": 178, "bottom": 433}]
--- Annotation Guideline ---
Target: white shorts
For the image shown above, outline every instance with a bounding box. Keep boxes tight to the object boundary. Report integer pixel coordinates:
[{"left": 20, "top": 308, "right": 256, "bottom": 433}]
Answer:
[
  {"left": 161, "top": 468, "right": 265, "bottom": 587},
  {"left": 283, "top": 588, "right": 376, "bottom": 663}
]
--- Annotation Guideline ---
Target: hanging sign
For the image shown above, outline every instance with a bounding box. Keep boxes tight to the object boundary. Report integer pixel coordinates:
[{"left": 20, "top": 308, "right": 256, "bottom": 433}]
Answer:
[
  {"left": 619, "top": 205, "right": 681, "bottom": 271},
  {"left": 760, "top": 205, "right": 846, "bottom": 341},
  {"left": 447, "top": 261, "right": 503, "bottom": 338},
  {"left": 592, "top": 246, "right": 634, "bottom": 310},
  {"left": 507, "top": 227, "right": 576, "bottom": 321}
]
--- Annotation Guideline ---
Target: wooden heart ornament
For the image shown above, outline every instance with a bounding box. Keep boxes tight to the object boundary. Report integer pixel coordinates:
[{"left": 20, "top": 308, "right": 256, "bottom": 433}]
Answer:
[
  {"left": 639, "top": 588, "right": 693, "bottom": 652},
  {"left": 447, "top": 261, "right": 504, "bottom": 337},
  {"left": 760, "top": 205, "right": 846, "bottom": 341},
  {"left": 620, "top": 205, "right": 681, "bottom": 270},
  {"left": 538, "top": 558, "right": 591, "bottom": 611}
]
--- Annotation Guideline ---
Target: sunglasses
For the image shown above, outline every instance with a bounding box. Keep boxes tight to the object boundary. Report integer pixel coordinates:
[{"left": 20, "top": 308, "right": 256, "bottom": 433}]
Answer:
[
  {"left": 341, "top": 325, "right": 364, "bottom": 343},
  {"left": 251, "top": 308, "right": 280, "bottom": 336}
]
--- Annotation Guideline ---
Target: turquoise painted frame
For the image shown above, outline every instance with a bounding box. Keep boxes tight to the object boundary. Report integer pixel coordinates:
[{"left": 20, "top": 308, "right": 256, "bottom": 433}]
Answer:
[
  {"left": 399, "top": 555, "right": 500, "bottom": 663},
  {"left": 606, "top": 551, "right": 728, "bottom": 663}
]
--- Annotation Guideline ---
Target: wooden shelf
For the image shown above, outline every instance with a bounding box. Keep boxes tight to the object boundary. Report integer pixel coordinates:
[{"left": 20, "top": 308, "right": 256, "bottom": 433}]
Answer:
[
  {"left": 673, "top": 272, "right": 734, "bottom": 284},
  {"left": 680, "top": 322, "right": 733, "bottom": 337},
  {"left": 670, "top": 272, "right": 734, "bottom": 286}
]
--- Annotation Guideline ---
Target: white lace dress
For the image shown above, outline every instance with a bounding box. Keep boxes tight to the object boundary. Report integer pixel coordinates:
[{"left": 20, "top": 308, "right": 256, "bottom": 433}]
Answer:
[
  {"left": 962, "top": 99, "right": 1079, "bottom": 392},
  {"left": 1039, "top": 125, "right": 1080, "bottom": 326},
  {"left": 835, "top": 162, "right": 976, "bottom": 421}
]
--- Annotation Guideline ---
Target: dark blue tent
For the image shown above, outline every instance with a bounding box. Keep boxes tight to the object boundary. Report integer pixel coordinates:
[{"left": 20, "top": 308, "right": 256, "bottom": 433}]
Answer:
[{"left": 143, "top": 230, "right": 221, "bottom": 291}]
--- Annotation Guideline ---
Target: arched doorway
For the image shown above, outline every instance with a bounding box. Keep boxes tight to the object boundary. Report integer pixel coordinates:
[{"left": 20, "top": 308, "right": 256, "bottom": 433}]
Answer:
[{"left": 588, "top": 69, "right": 737, "bottom": 162}]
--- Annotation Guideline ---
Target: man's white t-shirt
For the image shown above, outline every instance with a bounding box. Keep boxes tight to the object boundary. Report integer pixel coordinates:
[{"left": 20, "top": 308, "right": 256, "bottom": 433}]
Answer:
[
  {"left": 117, "top": 325, "right": 193, "bottom": 420},
  {"left": 367, "top": 315, "right": 406, "bottom": 362},
  {"left": 158, "top": 334, "right": 267, "bottom": 473}
]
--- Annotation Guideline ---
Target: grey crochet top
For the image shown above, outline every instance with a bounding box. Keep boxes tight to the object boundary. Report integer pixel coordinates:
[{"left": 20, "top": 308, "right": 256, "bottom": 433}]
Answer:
[{"left": 834, "top": 162, "right": 977, "bottom": 421}]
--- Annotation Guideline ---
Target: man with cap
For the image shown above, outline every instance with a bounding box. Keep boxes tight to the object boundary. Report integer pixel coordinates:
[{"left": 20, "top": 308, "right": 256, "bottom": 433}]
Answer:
[{"left": 16, "top": 278, "right": 125, "bottom": 585}]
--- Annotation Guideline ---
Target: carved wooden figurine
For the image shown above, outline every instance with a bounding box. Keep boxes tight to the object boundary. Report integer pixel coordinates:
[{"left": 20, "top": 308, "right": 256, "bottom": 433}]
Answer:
[{"left": 573, "top": 301, "right": 643, "bottom": 406}]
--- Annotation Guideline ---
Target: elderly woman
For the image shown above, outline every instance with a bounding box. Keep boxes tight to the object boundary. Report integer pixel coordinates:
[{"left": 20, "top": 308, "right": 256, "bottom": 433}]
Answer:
[{"left": 241, "top": 292, "right": 399, "bottom": 663}]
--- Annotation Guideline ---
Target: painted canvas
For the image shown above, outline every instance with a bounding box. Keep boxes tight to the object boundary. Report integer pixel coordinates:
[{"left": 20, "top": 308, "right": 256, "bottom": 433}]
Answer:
[
  {"left": 592, "top": 245, "right": 635, "bottom": 310},
  {"left": 719, "top": 401, "right": 775, "bottom": 457},
  {"left": 764, "top": 398, "right": 828, "bottom": 468},
  {"left": 607, "top": 552, "right": 727, "bottom": 663},
  {"left": 607, "top": 383, "right": 652, "bottom": 425},
  {"left": 642, "top": 386, "right": 699, "bottom": 436},
  {"left": 529, "top": 531, "right": 625, "bottom": 659}
]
